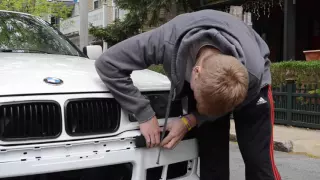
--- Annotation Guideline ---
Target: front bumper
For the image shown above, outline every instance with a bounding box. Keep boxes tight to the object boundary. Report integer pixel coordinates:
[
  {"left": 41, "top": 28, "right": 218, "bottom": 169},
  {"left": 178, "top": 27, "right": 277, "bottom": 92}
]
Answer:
[{"left": 0, "top": 130, "right": 199, "bottom": 180}]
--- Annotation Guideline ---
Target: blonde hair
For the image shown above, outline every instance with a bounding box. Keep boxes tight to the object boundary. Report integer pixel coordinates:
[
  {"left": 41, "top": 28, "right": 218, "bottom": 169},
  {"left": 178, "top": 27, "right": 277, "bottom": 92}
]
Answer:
[{"left": 194, "top": 48, "right": 249, "bottom": 116}]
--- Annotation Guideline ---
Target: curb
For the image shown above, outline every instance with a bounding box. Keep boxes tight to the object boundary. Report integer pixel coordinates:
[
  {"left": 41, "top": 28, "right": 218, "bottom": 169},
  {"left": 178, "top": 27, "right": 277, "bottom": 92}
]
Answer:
[{"left": 230, "top": 133, "right": 293, "bottom": 153}]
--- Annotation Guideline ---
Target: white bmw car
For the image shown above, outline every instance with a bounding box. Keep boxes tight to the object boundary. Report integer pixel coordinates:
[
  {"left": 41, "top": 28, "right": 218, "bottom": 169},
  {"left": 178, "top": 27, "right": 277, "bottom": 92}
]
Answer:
[{"left": 0, "top": 10, "right": 199, "bottom": 180}]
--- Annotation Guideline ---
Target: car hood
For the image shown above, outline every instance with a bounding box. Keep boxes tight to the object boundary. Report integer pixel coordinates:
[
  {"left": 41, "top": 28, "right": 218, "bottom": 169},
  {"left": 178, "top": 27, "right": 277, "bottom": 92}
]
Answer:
[{"left": 0, "top": 53, "right": 171, "bottom": 96}]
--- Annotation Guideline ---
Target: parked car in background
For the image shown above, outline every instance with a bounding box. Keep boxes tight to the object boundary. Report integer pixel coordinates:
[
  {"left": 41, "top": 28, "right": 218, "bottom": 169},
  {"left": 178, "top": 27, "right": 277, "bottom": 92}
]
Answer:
[{"left": 0, "top": 10, "right": 199, "bottom": 180}]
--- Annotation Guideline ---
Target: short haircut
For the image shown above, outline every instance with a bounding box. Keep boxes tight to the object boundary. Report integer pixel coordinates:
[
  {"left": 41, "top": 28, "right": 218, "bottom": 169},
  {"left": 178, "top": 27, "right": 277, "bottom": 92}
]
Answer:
[{"left": 195, "top": 50, "right": 249, "bottom": 117}]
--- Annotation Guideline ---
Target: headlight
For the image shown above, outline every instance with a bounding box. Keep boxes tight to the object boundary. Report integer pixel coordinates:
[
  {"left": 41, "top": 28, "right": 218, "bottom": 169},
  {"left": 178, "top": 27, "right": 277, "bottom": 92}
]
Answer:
[{"left": 128, "top": 92, "right": 183, "bottom": 122}]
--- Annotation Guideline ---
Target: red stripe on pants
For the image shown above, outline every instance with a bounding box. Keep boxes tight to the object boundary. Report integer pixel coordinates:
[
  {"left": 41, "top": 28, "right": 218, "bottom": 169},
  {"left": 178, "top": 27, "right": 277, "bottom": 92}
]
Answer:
[{"left": 268, "top": 86, "right": 281, "bottom": 180}]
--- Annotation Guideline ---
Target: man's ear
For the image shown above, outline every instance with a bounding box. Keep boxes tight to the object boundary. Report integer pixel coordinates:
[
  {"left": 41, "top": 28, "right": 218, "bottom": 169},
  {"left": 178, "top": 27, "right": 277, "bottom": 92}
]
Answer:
[
  {"left": 193, "top": 66, "right": 198, "bottom": 72},
  {"left": 193, "top": 66, "right": 201, "bottom": 77}
]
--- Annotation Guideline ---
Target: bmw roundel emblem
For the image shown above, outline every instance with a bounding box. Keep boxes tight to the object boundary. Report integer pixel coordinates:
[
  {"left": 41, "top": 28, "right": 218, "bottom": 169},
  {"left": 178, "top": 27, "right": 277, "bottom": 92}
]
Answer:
[{"left": 44, "top": 77, "right": 63, "bottom": 85}]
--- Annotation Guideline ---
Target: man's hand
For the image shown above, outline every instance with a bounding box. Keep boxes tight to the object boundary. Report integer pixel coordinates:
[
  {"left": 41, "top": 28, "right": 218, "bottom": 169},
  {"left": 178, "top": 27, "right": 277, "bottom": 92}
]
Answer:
[
  {"left": 160, "top": 118, "right": 188, "bottom": 149},
  {"left": 160, "top": 114, "right": 197, "bottom": 149},
  {"left": 139, "top": 116, "right": 161, "bottom": 148}
]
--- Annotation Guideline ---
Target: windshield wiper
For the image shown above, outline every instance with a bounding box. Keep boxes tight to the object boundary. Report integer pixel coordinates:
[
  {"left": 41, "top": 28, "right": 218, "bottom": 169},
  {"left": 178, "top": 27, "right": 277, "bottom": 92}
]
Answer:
[{"left": 0, "top": 49, "right": 54, "bottom": 54}]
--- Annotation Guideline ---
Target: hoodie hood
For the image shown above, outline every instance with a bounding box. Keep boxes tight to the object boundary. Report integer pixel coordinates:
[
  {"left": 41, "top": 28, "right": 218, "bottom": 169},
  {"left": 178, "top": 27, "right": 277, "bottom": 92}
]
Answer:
[{"left": 170, "top": 10, "right": 270, "bottom": 96}]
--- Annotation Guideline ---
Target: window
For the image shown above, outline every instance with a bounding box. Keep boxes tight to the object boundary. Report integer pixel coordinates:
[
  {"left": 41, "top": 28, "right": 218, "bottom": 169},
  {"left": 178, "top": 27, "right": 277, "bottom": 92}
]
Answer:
[
  {"left": 115, "top": 8, "right": 119, "bottom": 20},
  {"left": 93, "top": 0, "right": 99, "bottom": 9}
]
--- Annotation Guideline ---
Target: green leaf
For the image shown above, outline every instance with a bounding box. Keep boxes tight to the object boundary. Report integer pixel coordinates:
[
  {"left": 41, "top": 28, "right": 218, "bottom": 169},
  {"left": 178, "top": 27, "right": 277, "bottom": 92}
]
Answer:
[
  {"left": 271, "top": 60, "right": 320, "bottom": 87},
  {"left": 0, "top": 0, "right": 72, "bottom": 19},
  {"left": 90, "top": 0, "right": 192, "bottom": 46}
]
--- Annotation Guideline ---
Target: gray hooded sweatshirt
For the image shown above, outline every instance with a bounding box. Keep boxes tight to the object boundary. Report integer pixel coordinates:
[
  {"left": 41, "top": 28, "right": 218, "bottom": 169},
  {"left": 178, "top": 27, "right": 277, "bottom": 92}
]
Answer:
[{"left": 95, "top": 10, "right": 271, "bottom": 124}]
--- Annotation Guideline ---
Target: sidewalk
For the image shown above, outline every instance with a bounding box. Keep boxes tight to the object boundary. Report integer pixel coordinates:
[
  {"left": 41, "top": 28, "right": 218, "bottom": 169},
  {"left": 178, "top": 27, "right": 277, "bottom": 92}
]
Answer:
[{"left": 230, "top": 121, "right": 320, "bottom": 157}]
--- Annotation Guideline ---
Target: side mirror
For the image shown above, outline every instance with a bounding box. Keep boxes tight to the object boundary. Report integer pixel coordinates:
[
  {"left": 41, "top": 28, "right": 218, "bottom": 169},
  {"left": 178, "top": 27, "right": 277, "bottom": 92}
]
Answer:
[{"left": 83, "top": 45, "right": 103, "bottom": 60}]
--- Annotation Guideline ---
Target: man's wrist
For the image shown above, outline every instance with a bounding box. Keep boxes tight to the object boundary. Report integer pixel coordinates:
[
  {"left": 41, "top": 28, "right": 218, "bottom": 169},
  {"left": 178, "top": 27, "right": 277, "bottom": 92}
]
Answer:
[
  {"left": 183, "top": 114, "right": 197, "bottom": 129},
  {"left": 136, "top": 105, "right": 156, "bottom": 123},
  {"left": 181, "top": 117, "right": 192, "bottom": 131}
]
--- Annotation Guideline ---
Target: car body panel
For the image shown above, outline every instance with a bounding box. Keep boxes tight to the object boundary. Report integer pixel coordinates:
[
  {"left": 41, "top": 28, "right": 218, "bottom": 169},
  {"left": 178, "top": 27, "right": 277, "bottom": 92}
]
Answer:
[
  {"left": 0, "top": 53, "right": 171, "bottom": 96},
  {"left": 0, "top": 130, "right": 199, "bottom": 180},
  {"left": 0, "top": 10, "right": 199, "bottom": 180}
]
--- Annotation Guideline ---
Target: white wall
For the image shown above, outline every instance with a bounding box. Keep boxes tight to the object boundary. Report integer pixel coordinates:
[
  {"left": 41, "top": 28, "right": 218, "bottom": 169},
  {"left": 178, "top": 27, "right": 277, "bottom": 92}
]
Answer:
[
  {"left": 60, "top": 7, "right": 128, "bottom": 35},
  {"left": 60, "top": 8, "right": 107, "bottom": 35},
  {"left": 59, "top": 0, "right": 129, "bottom": 48}
]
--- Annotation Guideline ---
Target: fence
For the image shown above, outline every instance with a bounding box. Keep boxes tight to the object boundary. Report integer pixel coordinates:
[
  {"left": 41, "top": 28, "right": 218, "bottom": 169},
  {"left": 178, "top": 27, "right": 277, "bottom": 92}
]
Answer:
[{"left": 272, "top": 80, "right": 320, "bottom": 129}]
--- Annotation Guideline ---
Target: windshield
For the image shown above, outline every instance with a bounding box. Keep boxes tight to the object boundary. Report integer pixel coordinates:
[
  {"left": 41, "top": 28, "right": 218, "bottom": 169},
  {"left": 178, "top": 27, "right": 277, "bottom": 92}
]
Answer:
[{"left": 0, "top": 11, "right": 83, "bottom": 56}]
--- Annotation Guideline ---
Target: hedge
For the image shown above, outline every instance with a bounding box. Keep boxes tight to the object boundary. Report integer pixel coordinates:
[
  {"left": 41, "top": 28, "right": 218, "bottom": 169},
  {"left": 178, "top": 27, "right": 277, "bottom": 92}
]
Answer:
[
  {"left": 271, "top": 60, "right": 320, "bottom": 87},
  {"left": 149, "top": 60, "right": 320, "bottom": 88}
]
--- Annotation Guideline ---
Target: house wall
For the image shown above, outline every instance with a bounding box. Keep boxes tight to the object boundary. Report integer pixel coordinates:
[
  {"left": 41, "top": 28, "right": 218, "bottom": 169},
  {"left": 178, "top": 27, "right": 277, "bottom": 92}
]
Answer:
[{"left": 60, "top": 0, "right": 128, "bottom": 48}]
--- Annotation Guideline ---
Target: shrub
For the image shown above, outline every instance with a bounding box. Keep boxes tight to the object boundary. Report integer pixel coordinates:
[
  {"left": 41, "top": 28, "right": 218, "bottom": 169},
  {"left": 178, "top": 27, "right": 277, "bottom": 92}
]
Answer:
[{"left": 270, "top": 60, "right": 320, "bottom": 87}]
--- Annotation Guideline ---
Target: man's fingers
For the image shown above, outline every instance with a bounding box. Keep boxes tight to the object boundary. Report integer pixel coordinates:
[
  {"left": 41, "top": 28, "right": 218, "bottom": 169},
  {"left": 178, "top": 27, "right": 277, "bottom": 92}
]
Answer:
[
  {"left": 143, "top": 134, "right": 151, "bottom": 148},
  {"left": 160, "top": 122, "right": 173, "bottom": 145},
  {"left": 150, "top": 133, "right": 156, "bottom": 148},
  {"left": 155, "top": 131, "right": 160, "bottom": 146},
  {"left": 164, "top": 137, "right": 179, "bottom": 149},
  {"left": 172, "top": 136, "right": 184, "bottom": 149},
  {"left": 160, "top": 133, "right": 174, "bottom": 146}
]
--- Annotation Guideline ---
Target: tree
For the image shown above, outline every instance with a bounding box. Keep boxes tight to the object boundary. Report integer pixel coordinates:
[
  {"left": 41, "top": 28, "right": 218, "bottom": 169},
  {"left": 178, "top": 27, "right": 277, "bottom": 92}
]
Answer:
[
  {"left": 0, "top": 0, "right": 73, "bottom": 19},
  {"left": 89, "top": 12, "right": 143, "bottom": 47},
  {"left": 89, "top": 0, "right": 193, "bottom": 47}
]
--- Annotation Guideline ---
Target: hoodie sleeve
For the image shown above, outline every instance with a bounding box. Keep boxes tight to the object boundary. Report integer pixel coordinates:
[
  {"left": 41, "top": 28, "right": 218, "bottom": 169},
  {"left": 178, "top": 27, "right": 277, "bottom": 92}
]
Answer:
[
  {"left": 236, "top": 29, "right": 271, "bottom": 109},
  {"left": 95, "top": 26, "right": 167, "bottom": 123}
]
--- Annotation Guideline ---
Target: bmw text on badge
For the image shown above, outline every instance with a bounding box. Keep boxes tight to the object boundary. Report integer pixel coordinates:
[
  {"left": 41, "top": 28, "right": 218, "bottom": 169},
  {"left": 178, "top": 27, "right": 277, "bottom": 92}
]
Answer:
[{"left": 44, "top": 77, "right": 64, "bottom": 85}]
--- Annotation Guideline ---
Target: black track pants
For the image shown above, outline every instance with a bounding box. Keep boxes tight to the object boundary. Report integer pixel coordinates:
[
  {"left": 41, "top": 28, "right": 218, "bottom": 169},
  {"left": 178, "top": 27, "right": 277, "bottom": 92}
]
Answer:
[{"left": 196, "top": 86, "right": 281, "bottom": 180}]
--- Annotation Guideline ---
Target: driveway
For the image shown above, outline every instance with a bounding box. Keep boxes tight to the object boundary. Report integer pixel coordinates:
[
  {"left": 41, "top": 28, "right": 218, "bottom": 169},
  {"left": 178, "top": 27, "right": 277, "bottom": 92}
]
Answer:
[{"left": 230, "top": 142, "right": 320, "bottom": 180}]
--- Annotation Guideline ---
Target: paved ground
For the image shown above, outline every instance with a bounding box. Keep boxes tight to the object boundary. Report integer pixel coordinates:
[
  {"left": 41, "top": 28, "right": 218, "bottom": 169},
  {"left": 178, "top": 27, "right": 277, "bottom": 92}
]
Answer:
[
  {"left": 230, "top": 142, "right": 320, "bottom": 180},
  {"left": 230, "top": 121, "right": 320, "bottom": 157}
]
